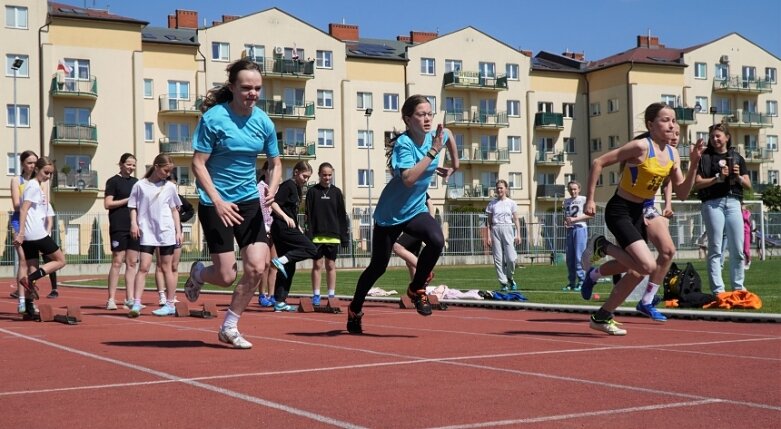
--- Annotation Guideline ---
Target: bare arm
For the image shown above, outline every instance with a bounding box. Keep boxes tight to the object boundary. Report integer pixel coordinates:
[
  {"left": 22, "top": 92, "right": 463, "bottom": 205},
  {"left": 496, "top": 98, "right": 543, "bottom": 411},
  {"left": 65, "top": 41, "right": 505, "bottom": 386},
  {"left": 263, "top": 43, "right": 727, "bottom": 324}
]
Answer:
[
  {"left": 10, "top": 177, "right": 20, "bottom": 211},
  {"left": 513, "top": 210, "right": 521, "bottom": 245},
  {"left": 264, "top": 155, "right": 282, "bottom": 205},
  {"left": 192, "top": 151, "right": 243, "bottom": 227},
  {"left": 14, "top": 200, "right": 32, "bottom": 245},
  {"left": 671, "top": 138, "right": 705, "bottom": 200}
]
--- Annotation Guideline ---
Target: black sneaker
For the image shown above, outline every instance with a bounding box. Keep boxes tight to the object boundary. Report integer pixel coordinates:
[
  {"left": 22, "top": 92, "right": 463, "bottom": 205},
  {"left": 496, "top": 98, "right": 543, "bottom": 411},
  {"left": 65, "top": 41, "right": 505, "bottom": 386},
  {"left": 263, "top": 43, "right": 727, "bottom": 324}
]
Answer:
[
  {"left": 47, "top": 290, "right": 59, "bottom": 299},
  {"left": 347, "top": 308, "right": 364, "bottom": 334},
  {"left": 407, "top": 288, "right": 432, "bottom": 316}
]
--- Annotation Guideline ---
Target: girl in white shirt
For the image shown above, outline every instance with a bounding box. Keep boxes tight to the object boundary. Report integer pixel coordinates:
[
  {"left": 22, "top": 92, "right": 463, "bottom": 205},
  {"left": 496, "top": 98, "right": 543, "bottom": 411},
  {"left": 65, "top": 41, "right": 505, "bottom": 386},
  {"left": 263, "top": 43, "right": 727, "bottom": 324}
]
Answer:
[
  {"left": 13, "top": 157, "right": 66, "bottom": 310},
  {"left": 485, "top": 180, "right": 521, "bottom": 291},
  {"left": 127, "top": 154, "right": 182, "bottom": 317}
]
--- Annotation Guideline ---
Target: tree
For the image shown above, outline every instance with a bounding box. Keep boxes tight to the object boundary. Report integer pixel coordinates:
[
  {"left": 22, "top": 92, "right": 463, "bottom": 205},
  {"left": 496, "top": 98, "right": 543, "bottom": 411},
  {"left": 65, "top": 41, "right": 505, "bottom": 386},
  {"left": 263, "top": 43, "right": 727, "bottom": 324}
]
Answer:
[
  {"left": 1, "top": 220, "right": 15, "bottom": 266},
  {"left": 761, "top": 185, "right": 781, "bottom": 212},
  {"left": 86, "top": 217, "right": 107, "bottom": 263}
]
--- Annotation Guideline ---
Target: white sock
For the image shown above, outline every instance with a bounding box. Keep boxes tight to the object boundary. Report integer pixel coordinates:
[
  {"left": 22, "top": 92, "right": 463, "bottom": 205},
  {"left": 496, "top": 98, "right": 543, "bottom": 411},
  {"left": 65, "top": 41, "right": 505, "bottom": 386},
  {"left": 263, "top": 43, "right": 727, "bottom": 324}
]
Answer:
[
  {"left": 19, "top": 297, "right": 25, "bottom": 305},
  {"left": 166, "top": 300, "right": 175, "bottom": 307},
  {"left": 278, "top": 256, "right": 289, "bottom": 264},
  {"left": 328, "top": 289, "right": 335, "bottom": 297},
  {"left": 589, "top": 267, "right": 602, "bottom": 281},
  {"left": 222, "top": 309, "right": 240, "bottom": 329},
  {"left": 641, "top": 281, "right": 660, "bottom": 305},
  {"left": 134, "top": 298, "right": 141, "bottom": 306}
]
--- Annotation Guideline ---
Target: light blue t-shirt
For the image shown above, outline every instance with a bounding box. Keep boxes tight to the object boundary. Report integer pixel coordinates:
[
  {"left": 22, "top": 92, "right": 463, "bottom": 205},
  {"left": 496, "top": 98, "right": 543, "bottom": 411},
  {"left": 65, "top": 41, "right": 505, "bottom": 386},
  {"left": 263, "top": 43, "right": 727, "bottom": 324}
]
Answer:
[
  {"left": 373, "top": 131, "right": 445, "bottom": 226},
  {"left": 192, "top": 103, "right": 279, "bottom": 205}
]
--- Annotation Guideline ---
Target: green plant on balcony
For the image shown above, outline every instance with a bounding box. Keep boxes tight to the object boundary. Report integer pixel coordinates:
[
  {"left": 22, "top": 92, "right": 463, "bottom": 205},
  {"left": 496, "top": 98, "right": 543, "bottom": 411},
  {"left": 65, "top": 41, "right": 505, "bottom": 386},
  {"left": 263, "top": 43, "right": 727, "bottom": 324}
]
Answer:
[{"left": 61, "top": 165, "right": 71, "bottom": 175}]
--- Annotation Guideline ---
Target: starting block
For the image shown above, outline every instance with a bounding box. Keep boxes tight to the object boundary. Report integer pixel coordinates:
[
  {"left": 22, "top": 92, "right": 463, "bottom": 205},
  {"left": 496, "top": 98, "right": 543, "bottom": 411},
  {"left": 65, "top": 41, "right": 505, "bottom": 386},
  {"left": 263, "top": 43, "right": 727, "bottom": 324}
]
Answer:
[
  {"left": 399, "top": 294, "right": 447, "bottom": 311},
  {"left": 21, "top": 300, "right": 41, "bottom": 321},
  {"left": 298, "top": 297, "right": 343, "bottom": 313},
  {"left": 175, "top": 301, "right": 218, "bottom": 319},
  {"left": 37, "top": 304, "right": 82, "bottom": 324}
]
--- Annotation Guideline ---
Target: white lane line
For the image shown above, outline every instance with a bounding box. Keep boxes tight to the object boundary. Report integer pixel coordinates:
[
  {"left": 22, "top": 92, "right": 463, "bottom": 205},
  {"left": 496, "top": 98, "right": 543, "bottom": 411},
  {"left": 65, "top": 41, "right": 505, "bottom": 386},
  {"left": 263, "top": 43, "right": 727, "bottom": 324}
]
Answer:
[{"left": 0, "top": 327, "right": 367, "bottom": 429}]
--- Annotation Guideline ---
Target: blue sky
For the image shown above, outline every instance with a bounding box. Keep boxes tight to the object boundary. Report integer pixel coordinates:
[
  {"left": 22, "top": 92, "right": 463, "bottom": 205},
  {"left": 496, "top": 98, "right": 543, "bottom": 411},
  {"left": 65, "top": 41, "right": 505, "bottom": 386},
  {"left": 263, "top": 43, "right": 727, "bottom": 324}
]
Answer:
[{"left": 101, "top": 0, "right": 781, "bottom": 60}]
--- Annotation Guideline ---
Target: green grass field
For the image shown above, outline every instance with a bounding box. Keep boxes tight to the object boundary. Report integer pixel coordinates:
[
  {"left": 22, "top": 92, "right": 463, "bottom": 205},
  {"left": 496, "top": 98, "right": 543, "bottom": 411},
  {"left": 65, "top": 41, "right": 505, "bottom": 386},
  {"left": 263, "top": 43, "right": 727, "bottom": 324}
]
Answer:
[{"left": 70, "top": 257, "right": 780, "bottom": 313}]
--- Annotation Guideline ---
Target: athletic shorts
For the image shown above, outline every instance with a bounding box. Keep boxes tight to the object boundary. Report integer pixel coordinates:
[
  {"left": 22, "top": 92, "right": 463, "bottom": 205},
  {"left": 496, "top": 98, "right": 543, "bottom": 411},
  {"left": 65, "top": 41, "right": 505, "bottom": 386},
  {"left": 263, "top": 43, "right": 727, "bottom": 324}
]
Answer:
[
  {"left": 110, "top": 231, "right": 140, "bottom": 253},
  {"left": 396, "top": 232, "right": 423, "bottom": 256},
  {"left": 139, "top": 244, "right": 176, "bottom": 256},
  {"left": 198, "top": 200, "right": 267, "bottom": 254},
  {"left": 314, "top": 243, "right": 339, "bottom": 261},
  {"left": 21, "top": 236, "right": 60, "bottom": 261},
  {"left": 605, "top": 194, "right": 646, "bottom": 249}
]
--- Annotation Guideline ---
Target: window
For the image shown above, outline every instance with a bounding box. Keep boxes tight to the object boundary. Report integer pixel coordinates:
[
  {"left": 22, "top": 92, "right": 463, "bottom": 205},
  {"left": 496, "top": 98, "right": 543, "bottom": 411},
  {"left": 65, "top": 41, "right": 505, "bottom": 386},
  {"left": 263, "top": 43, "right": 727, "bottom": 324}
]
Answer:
[
  {"left": 769, "top": 170, "right": 779, "bottom": 186},
  {"left": 64, "top": 107, "right": 90, "bottom": 125},
  {"left": 562, "top": 103, "right": 575, "bottom": 118},
  {"left": 63, "top": 59, "right": 90, "bottom": 89},
  {"left": 564, "top": 173, "right": 576, "bottom": 184},
  {"left": 5, "top": 54, "right": 28, "bottom": 77},
  {"left": 425, "top": 96, "right": 437, "bottom": 113},
  {"left": 607, "top": 98, "right": 619, "bottom": 113},
  {"left": 284, "top": 47, "right": 304, "bottom": 61},
  {"left": 742, "top": 66, "right": 756, "bottom": 83},
  {"left": 316, "top": 90, "right": 333, "bottom": 108},
  {"left": 244, "top": 44, "right": 264, "bottom": 62},
  {"left": 358, "top": 169, "right": 373, "bottom": 187},
  {"left": 167, "top": 81, "right": 189, "bottom": 100},
  {"left": 444, "top": 59, "right": 461, "bottom": 73},
  {"left": 537, "top": 173, "right": 555, "bottom": 185},
  {"left": 766, "top": 67, "right": 777, "bottom": 84},
  {"left": 589, "top": 102, "right": 601, "bottom": 116},
  {"left": 445, "top": 97, "right": 463, "bottom": 114},
  {"left": 284, "top": 128, "right": 306, "bottom": 147},
  {"left": 564, "top": 138, "right": 576, "bottom": 153},
  {"left": 715, "top": 64, "right": 728, "bottom": 81},
  {"left": 608, "top": 135, "right": 619, "bottom": 149},
  {"left": 508, "top": 172, "right": 523, "bottom": 189},
  {"left": 284, "top": 87, "right": 304, "bottom": 107},
  {"left": 5, "top": 6, "right": 27, "bottom": 29},
  {"left": 429, "top": 174, "right": 438, "bottom": 189},
  {"left": 144, "top": 122, "right": 154, "bottom": 142},
  {"left": 167, "top": 123, "right": 190, "bottom": 145},
  {"left": 748, "top": 170, "right": 759, "bottom": 184},
  {"left": 420, "top": 58, "right": 435, "bottom": 75},
  {"left": 507, "top": 100, "right": 520, "bottom": 117},
  {"left": 744, "top": 134, "right": 758, "bottom": 150},
  {"left": 478, "top": 62, "right": 496, "bottom": 78},
  {"left": 695, "top": 96, "right": 708, "bottom": 113},
  {"left": 767, "top": 135, "right": 778, "bottom": 151},
  {"left": 480, "top": 135, "right": 498, "bottom": 157},
  {"left": 538, "top": 137, "right": 554, "bottom": 153},
  {"left": 609, "top": 171, "right": 617, "bottom": 185},
  {"left": 507, "top": 136, "right": 521, "bottom": 153},
  {"left": 357, "top": 92, "right": 372, "bottom": 110},
  {"left": 506, "top": 63, "right": 519, "bottom": 80},
  {"left": 383, "top": 93, "right": 399, "bottom": 111},
  {"left": 318, "top": 129, "right": 334, "bottom": 148},
  {"left": 316, "top": 50, "right": 332, "bottom": 69},
  {"left": 6, "top": 104, "right": 29, "bottom": 127},
  {"left": 479, "top": 98, "right": 495, "bottom": 115},
  {"left": 63, "top": 155, "right": 91, "bottom": 174},
  {"left": 715, "top": 97, "right": 731, "bottom": 115},
  {"left": 357, "top": 130, "right": 373, "bottom": 148},
  {"left": 696, "top": 131, "right": 708, "bottom": 142},
  {"left": 766, "top": 100, "right": 778, "bottom": 116},
  {"left": 590, "top": 138, "right": 602, "bottom": 152},
  {"left": 596, "top": 174, "right": 604, "bottom": 187},
  {"left": 661, "top": 94, "right": 677, "bottom": 107},
  {"left": 212, "top": 42, "right": 229, "bottom": 61},
  {"left": 538, "top": 102, "right": 553, "bottom": 113},
  {"left": 694, "top": 62, "right": 707, "bottom": 79},
  {"left": 143, "top": 79, "right": 153, "bottom": 98}
]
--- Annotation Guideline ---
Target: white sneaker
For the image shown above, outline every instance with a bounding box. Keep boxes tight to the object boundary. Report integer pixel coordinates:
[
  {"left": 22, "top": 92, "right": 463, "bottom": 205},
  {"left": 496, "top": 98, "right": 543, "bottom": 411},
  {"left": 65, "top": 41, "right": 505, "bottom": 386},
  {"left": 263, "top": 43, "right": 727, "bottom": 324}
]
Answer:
[
  {"left": 218, "top": 326, "right": 253, "bottom": 349},
  {"left": 589, "top": 316, "right": 627, "bottom": 336},
  {"left": 158, "top": 292, "right": 167, "bottom": 306},
  {"left": 744, "top": 262, "right": 751, "bottom": 271},
  {"left": 106, "top": 299, "right": 118, "bottom": 310},
  {"left": 124, "top": 299, "right": 145, "bottom": 310},
  {"left": 18, "top": 302, "right": 26, "bottom": 314},
  {"left": 184, "top": 261, "right": 205, "bottom": 302},
  {"left": 152, "top": 304, "right": 176, "bottom": 316},
  {"left": 128, "top": 303, "right": 142, "bottom": 318}
]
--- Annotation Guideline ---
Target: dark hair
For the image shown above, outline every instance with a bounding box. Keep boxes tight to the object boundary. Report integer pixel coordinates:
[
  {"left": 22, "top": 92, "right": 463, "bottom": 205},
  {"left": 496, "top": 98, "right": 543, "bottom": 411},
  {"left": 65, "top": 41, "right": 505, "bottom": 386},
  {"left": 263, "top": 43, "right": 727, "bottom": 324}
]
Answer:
[
  {"left": 144, "top": 154, "right": 173, "bottom": 179},
  {"left": 567, "top": 180, "right": 581, "bottom": 189},
  {"left": 200, "top": 59, "right": 262, "bottom": 112},
  {"left": 119, "top": 153, "right": 136, "bottom": 165},
  {"left": 293, "top": 160, "right": 312, "bottom": 176},
  {"left": 495, "top": 179, "right": 509, "bottom": 188},
  {"left": 386, "top": 94, "right": 432, "bottom": 168},
  {"left": 705, "top": 123, "right": 732, "bottom": 154},
  {"left": 644, "top": 102, "right": 672, "bottom": 128},
  {"left": 256, "top": 161, "right": 269, "bottom": 183},
  {"left": 318, "top": 162, "right": 333, "bottom": 174},
  {"left": 19, "top": 150, "right": 38, "bottom": 180}
]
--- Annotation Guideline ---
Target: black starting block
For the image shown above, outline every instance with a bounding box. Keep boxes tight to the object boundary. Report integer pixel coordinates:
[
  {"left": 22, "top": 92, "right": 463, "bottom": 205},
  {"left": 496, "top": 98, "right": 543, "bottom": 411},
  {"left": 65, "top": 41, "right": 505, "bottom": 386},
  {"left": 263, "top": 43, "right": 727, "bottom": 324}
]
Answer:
[
  {"left": 38, "top": 304, "right": 82, "bottom": 325},
  {"left": 22, "top": 300, "right": 40, "bottom": 321},
  {"left": 298, "top": 297, "right": 343, "bottom": 313},
  {"left": 175, "top": 301, "right": 218, "bottom": 319}
]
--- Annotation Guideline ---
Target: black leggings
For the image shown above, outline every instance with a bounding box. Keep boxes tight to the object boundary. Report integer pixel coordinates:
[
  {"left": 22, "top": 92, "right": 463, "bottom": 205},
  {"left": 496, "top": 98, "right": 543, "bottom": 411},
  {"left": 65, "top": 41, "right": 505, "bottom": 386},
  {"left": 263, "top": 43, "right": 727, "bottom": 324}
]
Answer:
[
  {"left": 350, "top": 212, "right": 444, "bottom": 313},
  {"left": 271, "top": 218, "right": 317, "bottom": 302}
]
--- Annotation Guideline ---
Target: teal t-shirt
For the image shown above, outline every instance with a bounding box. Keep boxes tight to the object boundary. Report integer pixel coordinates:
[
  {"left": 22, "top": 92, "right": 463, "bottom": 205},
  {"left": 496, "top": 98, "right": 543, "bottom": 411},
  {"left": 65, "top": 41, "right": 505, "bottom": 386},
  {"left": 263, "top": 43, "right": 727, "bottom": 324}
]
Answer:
[{"left": 192, "top": 103, "right": 279, "bottom": 205}]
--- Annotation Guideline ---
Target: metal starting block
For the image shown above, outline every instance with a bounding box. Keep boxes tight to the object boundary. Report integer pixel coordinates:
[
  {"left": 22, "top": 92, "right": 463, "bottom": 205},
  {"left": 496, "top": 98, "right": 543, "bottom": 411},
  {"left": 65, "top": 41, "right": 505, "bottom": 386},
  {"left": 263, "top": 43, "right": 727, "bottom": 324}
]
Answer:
[
  {"left": 175, "top": 301, "right": 218, "bottom": 319},
  {"left": 37, "top": 304, "right": 82, "bottom": 324},
  {"left": 297, "top": 297, "right": 343, "bottom": 313}
]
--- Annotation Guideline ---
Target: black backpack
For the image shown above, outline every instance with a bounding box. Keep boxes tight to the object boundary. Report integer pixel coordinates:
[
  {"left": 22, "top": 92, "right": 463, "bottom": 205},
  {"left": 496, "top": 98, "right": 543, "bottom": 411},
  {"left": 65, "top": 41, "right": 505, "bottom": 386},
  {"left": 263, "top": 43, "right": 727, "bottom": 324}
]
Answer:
[{"left": 663, "top": 262, "right": 715, "bottom": 307}]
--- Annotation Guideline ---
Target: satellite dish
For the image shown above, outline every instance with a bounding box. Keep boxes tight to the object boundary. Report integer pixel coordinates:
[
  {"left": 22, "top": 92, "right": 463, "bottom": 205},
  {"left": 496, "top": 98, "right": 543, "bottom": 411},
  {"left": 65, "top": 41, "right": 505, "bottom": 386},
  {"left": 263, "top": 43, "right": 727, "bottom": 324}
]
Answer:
[{"left": 694, "top": 102, "right": 702, "bottom": 112}]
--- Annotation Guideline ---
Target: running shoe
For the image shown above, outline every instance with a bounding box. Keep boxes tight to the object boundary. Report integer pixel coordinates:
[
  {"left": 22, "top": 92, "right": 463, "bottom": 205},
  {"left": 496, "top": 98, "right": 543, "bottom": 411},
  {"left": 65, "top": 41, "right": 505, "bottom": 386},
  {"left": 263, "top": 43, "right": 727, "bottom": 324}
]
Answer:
[
  {"left": 17, "top": 302, "right": 25, "bottom": 314},
  {"left": 106, "top": 299, "right": 118, "bottom": 310},
  {"left": 128, "top": 303, "right": 142, "bottom": 318},
  {"left": 312, "top": 295, "right": 321, "bottom": 306},
  {"left": 152, "top": 304, "right": 176, "bottom": 317},
  {"left": 589, "top": 314, "right": 627, "bottom": 336},
  {"left": 636, "top": 302, "right": 667, "bottom": 322},
  {"left": 500, "top": 283, "right": 509, "bottom": 292},
  {"left": 406, "top": 287, "right": 432, "bottom": 316},
  {"left": 580, "top": 267, "right": 597, "bottom": 300},
  {"left": 274, "top": 302, "right": 297, "bottom": 312},
  {"left": 271, "top": 258, "right": 288, "bottom": 279},
  {"left": 258, "top": 294, "right": 274, "bottom": 307},
  {"left": 46, "top": 289, "right": 59, "bottom": 299},
  {"left": 184, "top": 261, "right": 205, "bottom": 302},
  {"left": 218, "top": 326, "right": 253, "bottom": 349},
  {"left": 346, "top": 308, "right": 364, "bottom": 334},
  {"left": 581, "top": 235, "right": 609, "bottom": 272},
  {"left": 124, "top": 299, "right": 145, "bottom": 310},
  {"left": 509, "top": 279, "right": 518, "bottom": 291}
]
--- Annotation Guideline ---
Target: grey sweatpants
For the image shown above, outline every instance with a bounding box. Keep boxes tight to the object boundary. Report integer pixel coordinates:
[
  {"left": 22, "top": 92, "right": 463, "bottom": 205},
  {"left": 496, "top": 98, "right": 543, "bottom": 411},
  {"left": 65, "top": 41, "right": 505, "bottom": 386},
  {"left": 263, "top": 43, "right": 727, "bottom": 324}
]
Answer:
[{"left": 490, "top": 224, "right": 517, "bottom": 285}]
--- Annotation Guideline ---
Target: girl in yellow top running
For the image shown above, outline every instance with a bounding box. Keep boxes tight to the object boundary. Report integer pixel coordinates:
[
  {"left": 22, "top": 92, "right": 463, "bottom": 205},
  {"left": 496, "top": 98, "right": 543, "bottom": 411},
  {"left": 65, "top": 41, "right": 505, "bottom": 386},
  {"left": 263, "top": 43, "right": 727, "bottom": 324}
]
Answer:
[{"left": 580, "top": 103, "right": 704, "bottom": 335}]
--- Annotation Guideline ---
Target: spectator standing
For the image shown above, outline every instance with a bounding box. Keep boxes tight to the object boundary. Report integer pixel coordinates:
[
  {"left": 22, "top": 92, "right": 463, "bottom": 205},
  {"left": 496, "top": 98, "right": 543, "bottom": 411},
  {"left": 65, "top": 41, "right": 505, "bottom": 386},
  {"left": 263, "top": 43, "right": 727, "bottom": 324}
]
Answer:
[
  {"left": 485, "top": 180, "right": 521, "bottom": 291},
  {"left": 562, "top": 180, "right": 591, "bottom": 291}
]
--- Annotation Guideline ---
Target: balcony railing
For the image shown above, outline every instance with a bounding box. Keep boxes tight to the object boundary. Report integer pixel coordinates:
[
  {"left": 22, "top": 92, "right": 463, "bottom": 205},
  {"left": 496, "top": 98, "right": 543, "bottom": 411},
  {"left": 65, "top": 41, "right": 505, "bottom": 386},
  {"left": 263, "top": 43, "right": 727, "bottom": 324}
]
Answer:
[
  {"left": 713, "top": 76, "right": 773, "bottom": 93},
  {"left": 535, "top": 151, "right": 565, "bottom": 166},
  {"left": 535, "top": 184, "right": 565, "bottom": 200},
  {"left": 678, "top": 144, "right": 691, "bottom": 160},
  {"left": 51, "top": 124, "right": 98, "bottom": 147},
  {"left": 159, "top": 139, "right": 194, "bottom": 155},
  {"left": 257, "top": 99, "right": 315, "bottom": 119},
  {"left": 724, "top": 110, "right": 773, "bottom": 128},
  {"left": 52, "top": 170, "right": 99, "bottom": 192},
  {"left": 739, "top": 147, "right": 774, "bottom": 163},
  {"left": 278, "top": 141, "right": 316, "bottom": 159},
  {"left": 49, "top": 75, "right": 98, "bottom": 99},
  {"left": 456, "top": 147, "right": 509, "bottom": 164},
  {"left": 250, "top": 57, "right": 315, "bottom": 79},
  {"left": 443, "top": 71, "right": 508, "bottom": 91},
  {"left": 158, "top": 96, "right": 203, "bottom": 115},
  {"left": 534, "top": 112, "right": 564, "bottom": 130},
  {"left": 446, "top": 184, "right": 495, "bottom": 200},
  {"left": 443, "top": 110, "right": 509, "bottom": 128},
  {"left": 673, "top": 107, "right": 696, "bottom": 125}
]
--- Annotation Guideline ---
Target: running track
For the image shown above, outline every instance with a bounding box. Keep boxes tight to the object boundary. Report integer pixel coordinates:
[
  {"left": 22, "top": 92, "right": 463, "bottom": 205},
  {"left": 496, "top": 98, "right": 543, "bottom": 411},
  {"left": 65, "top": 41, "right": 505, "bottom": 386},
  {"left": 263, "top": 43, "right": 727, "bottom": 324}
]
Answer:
[{"left": 1, "top": 284, "right": 779, "bottom": 428}]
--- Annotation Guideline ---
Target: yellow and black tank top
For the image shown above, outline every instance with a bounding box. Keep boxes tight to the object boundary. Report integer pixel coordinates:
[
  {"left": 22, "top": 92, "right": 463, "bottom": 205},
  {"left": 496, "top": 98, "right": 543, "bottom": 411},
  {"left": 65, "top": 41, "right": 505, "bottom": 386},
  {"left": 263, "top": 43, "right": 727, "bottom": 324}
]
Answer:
[{"left": 618, "top": 137, "right": 675, "bottom": 200}]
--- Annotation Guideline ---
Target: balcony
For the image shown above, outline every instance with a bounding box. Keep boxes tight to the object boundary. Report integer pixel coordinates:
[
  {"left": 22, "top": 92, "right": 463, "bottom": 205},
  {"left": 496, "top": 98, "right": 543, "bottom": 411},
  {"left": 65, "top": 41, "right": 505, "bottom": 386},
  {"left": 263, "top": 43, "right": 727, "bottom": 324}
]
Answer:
[
  {"left": 535, "top": 151, "right": 565, "bottom": 167},
  {"left": 535, "top": 184, "right": 565, "bottom": 201},
  {"left": 159, "top": 139, "right": 194, "bottom": 156},
  {"left": 278, "top": 141, "right": 316, "bottom": 159},
  {"left": 534, "top": 112, "right": 564, "bottom": 130},
  {"left": 257, "top": 99, "right": 315, "bottom": 120},
  {"left": 49, "top": 75, "right": 98, "bottom": 99},
  {"left": 713, "top": 76, "right": 773, "bottom": 94},
  {"left": 252, "top": 57, "right": 315, "bottom": 80},
  {"left": 678, "top": 144, "right": 691, "bottom": 160},
  {"left": 739, "top": 147, "right": 774, "bottom": 163},
  {"left": 51, "top": 124, "right": 98, "bottom": 147},
  {"left": 158, "top": 96, "right": 203, "bottom": 116},
  {"left": 446, "top": 184, "right": 494, "bottom": 201},
  {"left": 673, "top": 107, "right": 696, "bottom": 125},
  {"left": 456, "top": 147, "right": 509, "bottom": 164},
  {"left": 52, "top": 170, "right": 99, "bottom": 193},
  {"left": 442, "top": 71, "right": 508, "bottom": 91},
  {"left": 443, "top": 110, "right": 509, "bottom": 128},
  {"left": 724, "top": 110, "right": 773, "bottom": 129}
]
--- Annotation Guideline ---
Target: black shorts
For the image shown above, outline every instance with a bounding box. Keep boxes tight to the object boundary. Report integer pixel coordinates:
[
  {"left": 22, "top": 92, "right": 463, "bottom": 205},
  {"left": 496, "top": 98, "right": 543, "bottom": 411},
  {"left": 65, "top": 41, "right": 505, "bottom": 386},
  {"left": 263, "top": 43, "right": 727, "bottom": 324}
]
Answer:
[
  {"left": 22, "top": 236, "right": 60, "bottom": 261},
  {"left": 139, "top": 244, "right": 176, "bottom": 256},
  {"left": 314, "top": 243, "right": 339, "bottom": 261},
  {"left": 605, "top": 194, "right": 646, "bottom": 249},
  {"left": 199, "top": 200, "right": 268, "bottom": 254},
  {"left": 110, "top": 231, "right": 140, "bottom": 253},
  {"left": 396, "top": 232, "right": 423, "bottom": 256}
]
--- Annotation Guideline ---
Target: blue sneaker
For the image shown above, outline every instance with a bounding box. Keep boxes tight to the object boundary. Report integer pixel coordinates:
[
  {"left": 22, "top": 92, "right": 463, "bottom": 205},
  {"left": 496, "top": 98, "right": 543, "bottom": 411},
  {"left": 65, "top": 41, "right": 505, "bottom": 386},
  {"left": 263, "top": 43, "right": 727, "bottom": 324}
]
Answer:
[
  {"left": 274, "top": 302, "right": 297, "bottom": 312},
  {"left": 271, "top": 258, "right": 288, "bottom": 279},
  {"left": 581, "top": 267, "right": 597, "bottom": 300},
  {"left": 312, "top": 295, "right": 321, "bottom": 306},
  {"left": 152, "top": 304, "right": 176, "bottom": 316},
  {"left": 636, "top": 302, "right": 667, "bottom": 322},
  {"left": 509, "top": 280, "right": 518, "bottom": 291},
  {"left": 128, "top": 303, "right": 142, "bottom": 318},
  {"left": 258, "top": 295, "right": 274, "bottom": 307}
]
